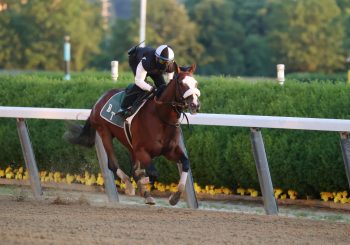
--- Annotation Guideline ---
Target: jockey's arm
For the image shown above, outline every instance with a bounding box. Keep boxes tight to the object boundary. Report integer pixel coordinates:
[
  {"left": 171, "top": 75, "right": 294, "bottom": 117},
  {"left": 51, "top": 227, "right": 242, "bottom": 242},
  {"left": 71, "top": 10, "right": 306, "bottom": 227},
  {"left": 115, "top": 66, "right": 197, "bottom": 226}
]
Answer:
[{"left": 135, "top": 61, "right": 153, "bottom": 92}]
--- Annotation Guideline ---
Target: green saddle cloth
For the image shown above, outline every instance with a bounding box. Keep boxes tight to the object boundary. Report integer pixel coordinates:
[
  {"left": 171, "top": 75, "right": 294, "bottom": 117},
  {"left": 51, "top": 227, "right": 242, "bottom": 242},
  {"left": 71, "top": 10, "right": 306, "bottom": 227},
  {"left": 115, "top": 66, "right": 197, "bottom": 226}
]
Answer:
[{"left": 100, "top": 91, "right": 126, "bottom": 128}]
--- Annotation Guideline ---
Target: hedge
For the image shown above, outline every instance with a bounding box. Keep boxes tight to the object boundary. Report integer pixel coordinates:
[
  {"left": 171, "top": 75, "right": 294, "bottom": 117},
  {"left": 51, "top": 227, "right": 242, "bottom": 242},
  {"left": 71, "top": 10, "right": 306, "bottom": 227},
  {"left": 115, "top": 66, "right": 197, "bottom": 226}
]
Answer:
[
  {"left": 286, "top": 72, "right": 347, "bottom": 83},
  {"left": 1, "top": 71, "right": 350, "bottom": 197}
]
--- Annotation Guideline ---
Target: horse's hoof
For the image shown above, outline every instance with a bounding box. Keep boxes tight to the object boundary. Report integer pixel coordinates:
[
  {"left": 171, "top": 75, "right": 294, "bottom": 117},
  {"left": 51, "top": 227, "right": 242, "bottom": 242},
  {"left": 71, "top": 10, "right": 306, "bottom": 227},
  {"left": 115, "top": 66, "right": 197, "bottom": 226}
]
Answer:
[
  {"left": 145, "top": 196, "right": 156, "bottom": 205},
  {"left": 169, "top": 191, "right": 182, "bottom": 206},
  {"left": 124, "top": 181, "right": 135, "bottom": 196}
]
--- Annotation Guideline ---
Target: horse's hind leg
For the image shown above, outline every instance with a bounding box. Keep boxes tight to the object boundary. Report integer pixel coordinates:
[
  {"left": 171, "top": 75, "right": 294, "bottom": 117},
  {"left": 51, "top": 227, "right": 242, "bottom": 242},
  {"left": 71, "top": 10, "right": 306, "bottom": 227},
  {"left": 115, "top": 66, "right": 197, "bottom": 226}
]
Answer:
[
  {"left": 97, "top": 127, "right": 135, "bottom": 195},
  {"left": 132, "top": 158, "right": 155, "bottom": 205}
]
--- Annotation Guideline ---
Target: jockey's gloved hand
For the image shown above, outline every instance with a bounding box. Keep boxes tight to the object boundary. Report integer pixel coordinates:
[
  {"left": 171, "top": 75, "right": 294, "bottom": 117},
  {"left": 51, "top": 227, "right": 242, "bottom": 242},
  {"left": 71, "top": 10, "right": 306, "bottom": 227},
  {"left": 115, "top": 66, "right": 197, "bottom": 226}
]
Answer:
[{"left": 151, "top": 86, "right": 158, "bottom": 95}]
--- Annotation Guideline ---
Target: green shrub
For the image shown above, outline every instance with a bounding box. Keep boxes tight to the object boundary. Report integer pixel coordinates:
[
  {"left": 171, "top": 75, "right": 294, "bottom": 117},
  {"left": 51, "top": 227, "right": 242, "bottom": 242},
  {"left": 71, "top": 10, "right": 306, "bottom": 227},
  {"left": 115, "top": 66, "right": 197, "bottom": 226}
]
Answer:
[
  {"left": 0, "top": 72, "right": 350, "bottom": 196},
  {"left": 286, "top": 72, "right": 347, "bottom": 83}
]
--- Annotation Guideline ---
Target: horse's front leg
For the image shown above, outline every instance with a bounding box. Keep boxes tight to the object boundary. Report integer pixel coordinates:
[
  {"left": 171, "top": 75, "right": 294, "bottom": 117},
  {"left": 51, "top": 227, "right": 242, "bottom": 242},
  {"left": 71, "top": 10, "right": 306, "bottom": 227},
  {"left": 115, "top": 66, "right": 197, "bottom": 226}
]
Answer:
[
  {"left": 132, "top": 152, "right": 155, "bottom": 205},
  {"left": 169, "top": 155, "right": 189, "bottom": 206}
]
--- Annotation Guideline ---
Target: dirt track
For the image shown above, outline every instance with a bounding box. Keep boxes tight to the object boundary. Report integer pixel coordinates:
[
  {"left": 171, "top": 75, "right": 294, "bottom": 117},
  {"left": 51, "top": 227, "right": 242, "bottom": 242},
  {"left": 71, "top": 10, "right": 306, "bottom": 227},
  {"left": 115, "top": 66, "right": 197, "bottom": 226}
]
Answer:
[{"left": 0, "top": 193, "right": 350, "bottom": 245}]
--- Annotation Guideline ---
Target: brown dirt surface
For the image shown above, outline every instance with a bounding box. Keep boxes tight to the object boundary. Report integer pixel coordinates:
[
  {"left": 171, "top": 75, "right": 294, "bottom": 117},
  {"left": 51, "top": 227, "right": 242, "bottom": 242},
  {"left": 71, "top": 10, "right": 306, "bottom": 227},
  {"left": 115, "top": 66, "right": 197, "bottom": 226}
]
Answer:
[{"left": 0, "top": 193, "right": 350, "bottom": 245}]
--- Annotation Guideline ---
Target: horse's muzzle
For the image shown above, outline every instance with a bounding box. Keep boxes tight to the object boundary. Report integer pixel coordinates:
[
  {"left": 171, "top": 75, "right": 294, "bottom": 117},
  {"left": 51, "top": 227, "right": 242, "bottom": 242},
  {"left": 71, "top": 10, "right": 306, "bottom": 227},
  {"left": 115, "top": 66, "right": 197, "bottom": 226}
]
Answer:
[{"left": 189, "top": 101, "right": 200, "bottom": 115}]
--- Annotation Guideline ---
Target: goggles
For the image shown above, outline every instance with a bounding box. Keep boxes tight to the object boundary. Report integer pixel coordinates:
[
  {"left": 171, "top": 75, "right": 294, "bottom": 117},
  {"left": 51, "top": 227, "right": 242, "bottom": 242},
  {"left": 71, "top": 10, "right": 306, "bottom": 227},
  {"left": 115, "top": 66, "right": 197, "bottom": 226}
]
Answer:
[{"left": 157, "top": 56, "right": 174, "bottom": 65}]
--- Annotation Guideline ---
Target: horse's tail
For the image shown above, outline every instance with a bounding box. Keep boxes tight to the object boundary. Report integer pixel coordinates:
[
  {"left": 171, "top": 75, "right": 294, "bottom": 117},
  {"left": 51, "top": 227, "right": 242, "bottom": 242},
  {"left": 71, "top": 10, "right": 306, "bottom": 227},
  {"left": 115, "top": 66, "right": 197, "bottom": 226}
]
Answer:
[{"left": 63, "top": 118, "right": 96, "bottom": 148}]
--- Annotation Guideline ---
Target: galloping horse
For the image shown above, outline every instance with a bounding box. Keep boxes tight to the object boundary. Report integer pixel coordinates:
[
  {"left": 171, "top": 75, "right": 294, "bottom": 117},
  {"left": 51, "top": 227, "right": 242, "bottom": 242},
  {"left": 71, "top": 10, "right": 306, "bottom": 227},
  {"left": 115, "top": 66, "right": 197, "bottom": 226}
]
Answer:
[{"left": 64, "top": 63, "right": 200, "bottom": 205}]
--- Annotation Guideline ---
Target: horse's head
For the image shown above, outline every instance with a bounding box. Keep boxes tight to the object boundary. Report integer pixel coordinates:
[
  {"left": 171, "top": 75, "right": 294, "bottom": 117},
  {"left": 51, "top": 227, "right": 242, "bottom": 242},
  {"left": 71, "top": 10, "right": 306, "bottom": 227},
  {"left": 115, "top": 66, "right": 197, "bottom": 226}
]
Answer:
[{"left": 172, "top": 63, "right": 201, "bottom": 115}]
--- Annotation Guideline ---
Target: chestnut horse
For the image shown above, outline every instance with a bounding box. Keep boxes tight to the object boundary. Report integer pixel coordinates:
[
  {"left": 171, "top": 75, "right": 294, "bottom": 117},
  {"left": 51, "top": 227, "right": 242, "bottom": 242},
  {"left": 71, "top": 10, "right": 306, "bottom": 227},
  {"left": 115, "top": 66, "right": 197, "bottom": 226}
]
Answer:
[{"left": 64, "top": 63, "right": 200, "bottom": 205}]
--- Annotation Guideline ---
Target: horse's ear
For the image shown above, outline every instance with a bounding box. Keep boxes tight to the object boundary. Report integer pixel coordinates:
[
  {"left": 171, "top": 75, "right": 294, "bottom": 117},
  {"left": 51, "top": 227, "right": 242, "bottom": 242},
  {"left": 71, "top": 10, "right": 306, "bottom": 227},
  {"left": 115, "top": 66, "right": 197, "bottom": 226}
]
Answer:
[
  {"left": 174, "top": 61, "right": 181, "bottom": 74},
  {"left": 189, "top": 64, "right": 196, "bottom": 74}
]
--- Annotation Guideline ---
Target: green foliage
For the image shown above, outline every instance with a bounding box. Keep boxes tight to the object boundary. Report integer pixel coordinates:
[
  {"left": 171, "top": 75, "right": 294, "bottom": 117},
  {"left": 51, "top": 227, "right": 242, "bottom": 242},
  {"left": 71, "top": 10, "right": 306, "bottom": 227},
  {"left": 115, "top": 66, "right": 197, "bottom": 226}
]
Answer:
[
  {"left": 105, "top": 0, "right": 203, "bottom": 69},
  {"left": 265, "top": 0, "right": 345, "bottom": 73},
  {"left": 0, "top": 0, "right": 103, "bottom": 71},
  {"left": 1, "top": 0, "right": 350, "bottom": 76},
  {"left": 286, "top": 72, "right": 347, "bottom": 83},
  {"left": 191, "top": 0, "right": 245, "bottom": 75},
  {"left": 1, "top": 72, "right": 350, "bottom": 196},
  {"left": 146, "top": 0, "right": 203, "bottom": 65}
]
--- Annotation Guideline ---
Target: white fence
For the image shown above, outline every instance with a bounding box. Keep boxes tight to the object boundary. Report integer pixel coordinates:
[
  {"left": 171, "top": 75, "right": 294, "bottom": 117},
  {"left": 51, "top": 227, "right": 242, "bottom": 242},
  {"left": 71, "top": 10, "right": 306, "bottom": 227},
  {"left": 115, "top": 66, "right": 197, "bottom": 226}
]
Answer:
[{"left": 1, "top": 106, "right": 350, "bottom": 215}]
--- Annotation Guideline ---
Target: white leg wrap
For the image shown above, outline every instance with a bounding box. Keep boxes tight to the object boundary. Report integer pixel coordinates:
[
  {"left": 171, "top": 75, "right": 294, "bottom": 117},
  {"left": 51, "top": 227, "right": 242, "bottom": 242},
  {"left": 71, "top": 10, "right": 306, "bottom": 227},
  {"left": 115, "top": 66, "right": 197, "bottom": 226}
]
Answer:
[
  {"left": 117, "top": 169, "right": 135, "bottom": 196},
  {"left": 116, "top": 169, "right": 128, "bottom": 180},
  {"left": 178, "top": 171, "right": 188, "bottom": 192}
]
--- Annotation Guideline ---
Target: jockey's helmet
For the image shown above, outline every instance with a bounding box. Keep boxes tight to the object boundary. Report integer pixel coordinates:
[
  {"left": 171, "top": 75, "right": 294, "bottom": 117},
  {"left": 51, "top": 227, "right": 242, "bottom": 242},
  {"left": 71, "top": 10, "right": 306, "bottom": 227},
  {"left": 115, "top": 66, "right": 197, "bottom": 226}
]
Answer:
[{"left": 155, "top": 45, "right": 174, "bottom": 70}]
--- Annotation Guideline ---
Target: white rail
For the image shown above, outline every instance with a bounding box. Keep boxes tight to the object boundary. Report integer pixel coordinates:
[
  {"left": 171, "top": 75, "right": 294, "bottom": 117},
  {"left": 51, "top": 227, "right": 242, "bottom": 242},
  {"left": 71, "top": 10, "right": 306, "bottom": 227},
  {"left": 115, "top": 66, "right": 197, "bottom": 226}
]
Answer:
[{"left": 1, "top": 106, "right": 350, "bottom": 131}]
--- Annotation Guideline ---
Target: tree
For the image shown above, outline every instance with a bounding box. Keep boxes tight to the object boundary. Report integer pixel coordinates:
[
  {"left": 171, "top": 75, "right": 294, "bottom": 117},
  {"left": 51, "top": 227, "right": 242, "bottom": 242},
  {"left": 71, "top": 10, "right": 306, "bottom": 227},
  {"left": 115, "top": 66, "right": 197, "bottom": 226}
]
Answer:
[
  {"left": 0, "top": 0, "right": 103, "bottom": 71},
  {"left": 191, "top": 0, "right": 245, "bottom": 75},
  {"left": 233, "top": 0, "right": 267, "bottom": 36},
  {"left": 107, "top": 0, "right": 203, "bottom": 70},
  {"left": 265, "top": 0, "right": 345, "bottom": 73},
  {"left": 231, "top": 0, "right": 273, "bottom": 76},
  {"left": 336, "top": 0, "right": 350, "bottom": 69},
  {"left": 146, "top": 0, "right": 203, "bottom": 65},
  {"left": 242, "top": 34, "right": 272, "bottom": 76}
]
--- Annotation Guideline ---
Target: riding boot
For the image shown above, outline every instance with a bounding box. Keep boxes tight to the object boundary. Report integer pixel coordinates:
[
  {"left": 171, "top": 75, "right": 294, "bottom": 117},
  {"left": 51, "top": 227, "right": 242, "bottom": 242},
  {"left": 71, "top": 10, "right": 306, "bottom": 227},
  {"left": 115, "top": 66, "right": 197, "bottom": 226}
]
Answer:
[
  {"left": 122, "top": 86, "right": 139, "bottom": 108},
  {"left": 118, "top": 85, "right": 145, "bottom": 118}
]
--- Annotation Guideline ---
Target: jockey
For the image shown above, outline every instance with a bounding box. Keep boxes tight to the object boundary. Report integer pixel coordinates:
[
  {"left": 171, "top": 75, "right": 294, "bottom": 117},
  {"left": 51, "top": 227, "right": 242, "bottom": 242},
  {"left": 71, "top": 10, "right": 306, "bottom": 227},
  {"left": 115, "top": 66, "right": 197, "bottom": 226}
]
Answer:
[{"left": 118, "top": 44, "right": 176, "bottom": 117}]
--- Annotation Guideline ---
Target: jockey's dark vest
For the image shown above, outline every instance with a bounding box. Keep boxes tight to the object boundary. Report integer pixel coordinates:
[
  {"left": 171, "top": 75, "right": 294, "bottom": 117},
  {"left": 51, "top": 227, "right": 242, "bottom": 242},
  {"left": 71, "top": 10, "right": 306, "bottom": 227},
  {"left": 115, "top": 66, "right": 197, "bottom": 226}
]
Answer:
[{"left": 130, "top": 47, "right": 175, "bottom": 77}]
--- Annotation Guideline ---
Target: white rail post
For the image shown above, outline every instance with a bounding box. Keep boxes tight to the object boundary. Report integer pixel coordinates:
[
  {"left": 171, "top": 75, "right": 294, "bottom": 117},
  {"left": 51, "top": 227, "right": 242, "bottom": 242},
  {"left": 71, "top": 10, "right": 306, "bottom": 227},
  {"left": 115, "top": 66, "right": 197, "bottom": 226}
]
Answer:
[
  {"left": 250, "top": 128, "right": 278, "bottom": 215},
  {"left": 95, "top": 133, "right": 119, "bottom": 203},
  {"left": 277, "top": 64, "right": 285, "bottom": 85},
  {"left": 16, "top": 118, "right": 43, "bottom": 200},
  {"left": 339, "top": 132, "right": 350, "bottom": 189},
  {"left": 111, "top": 61, "right": 118, "bottom": 82}
]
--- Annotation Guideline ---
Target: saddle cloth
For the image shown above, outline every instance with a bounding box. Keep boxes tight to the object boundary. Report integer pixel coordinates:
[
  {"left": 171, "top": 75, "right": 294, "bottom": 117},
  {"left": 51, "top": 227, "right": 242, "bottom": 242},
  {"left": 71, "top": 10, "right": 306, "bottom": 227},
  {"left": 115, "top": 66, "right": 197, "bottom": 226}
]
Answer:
[
  {"left": 100, "top": 91, "right": 147, "bottom": 148},
  {"left": 100, "top": 91, "right": 126, "bottom": 128}
]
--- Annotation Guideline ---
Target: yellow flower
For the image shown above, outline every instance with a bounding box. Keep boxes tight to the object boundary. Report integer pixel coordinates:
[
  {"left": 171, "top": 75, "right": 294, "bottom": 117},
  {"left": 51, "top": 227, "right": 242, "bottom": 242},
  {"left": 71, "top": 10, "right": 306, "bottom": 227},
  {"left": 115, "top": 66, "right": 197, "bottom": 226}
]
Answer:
[
  {"left": 15, "top": 172, "right": 23, "bottom": 180},
  {"left": 5, "top": 171, "right": 14, "bottom": 179},
  {"left": 5, "top": 166, "right": 12, "bottom": 174},
  {"left": 85, "top": 174, "right": 96, "bottom": 186},
  {"left": 0, "top": 168, "right": 5, "bottom": 178},
  {"left": 237, "top": 187, "right": 245, "bottom": 196},
  {"left": 274, "top": 188, "right": 283, "bottom": 199},
  {"left": 250, "top": 190, "right": 258, "bottom": 197},
  {"left": 288, "top": 190, "right": 297, "bottom": 200},
  {"left": 96, "top": 173, "right": 104, "bottom": 186},
  {"left": 53, "top": 172, "right": 61, "bottom": 183},
  {"left": 341, "top": 197, "right": 349, "bottom": 204},
  {"left": 223, "top": 188, "right": 232, "bottom": 195},
  {"left": 194, "top": 183, "right": 202, "bottom": 193},
  {"left": 23, "top": 171, "right": 29, "bottom": 180},
  {"left": 66, "top": 174, "right": 75, "bottom": 184}
]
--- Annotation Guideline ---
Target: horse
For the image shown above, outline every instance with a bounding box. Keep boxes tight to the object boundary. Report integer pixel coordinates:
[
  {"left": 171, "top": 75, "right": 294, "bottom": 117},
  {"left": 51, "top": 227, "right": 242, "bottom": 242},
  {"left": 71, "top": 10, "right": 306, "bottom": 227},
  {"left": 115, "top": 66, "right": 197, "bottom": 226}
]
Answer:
[{"left": 64, "top": 63, "right": 201, "bottom": 205}]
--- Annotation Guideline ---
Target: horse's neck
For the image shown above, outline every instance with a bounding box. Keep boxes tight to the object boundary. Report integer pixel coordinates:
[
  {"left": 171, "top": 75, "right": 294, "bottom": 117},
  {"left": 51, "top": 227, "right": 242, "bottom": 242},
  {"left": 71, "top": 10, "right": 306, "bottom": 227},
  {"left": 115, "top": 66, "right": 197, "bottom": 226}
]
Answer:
[
  {"left": 156, "top": 82, "right": 179, "bottom": 120},
  {"left": 159, "top": 82, "right": 176, "bottom": 102}
]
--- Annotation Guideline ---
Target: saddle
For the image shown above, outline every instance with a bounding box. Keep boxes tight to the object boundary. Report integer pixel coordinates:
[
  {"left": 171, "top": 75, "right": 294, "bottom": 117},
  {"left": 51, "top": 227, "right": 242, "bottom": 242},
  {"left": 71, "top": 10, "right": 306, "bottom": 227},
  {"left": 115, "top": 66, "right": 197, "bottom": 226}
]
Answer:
[
  {"left": 99, "top": 88, "right": 151, "bottom": 147},
  {"left": 119, "top": 84, "right": 152, "bottom": 118},
  {"left": 100, "top": 86, "right": 152, "bottom": 127}
]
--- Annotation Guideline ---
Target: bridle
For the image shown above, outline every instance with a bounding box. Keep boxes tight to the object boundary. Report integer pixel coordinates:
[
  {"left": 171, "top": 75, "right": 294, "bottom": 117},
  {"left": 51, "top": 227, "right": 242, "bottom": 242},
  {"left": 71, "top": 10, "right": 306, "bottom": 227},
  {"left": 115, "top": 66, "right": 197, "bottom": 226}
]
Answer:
[{"left": 153, "top": 73, "right": 198, "bottom": 127}]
